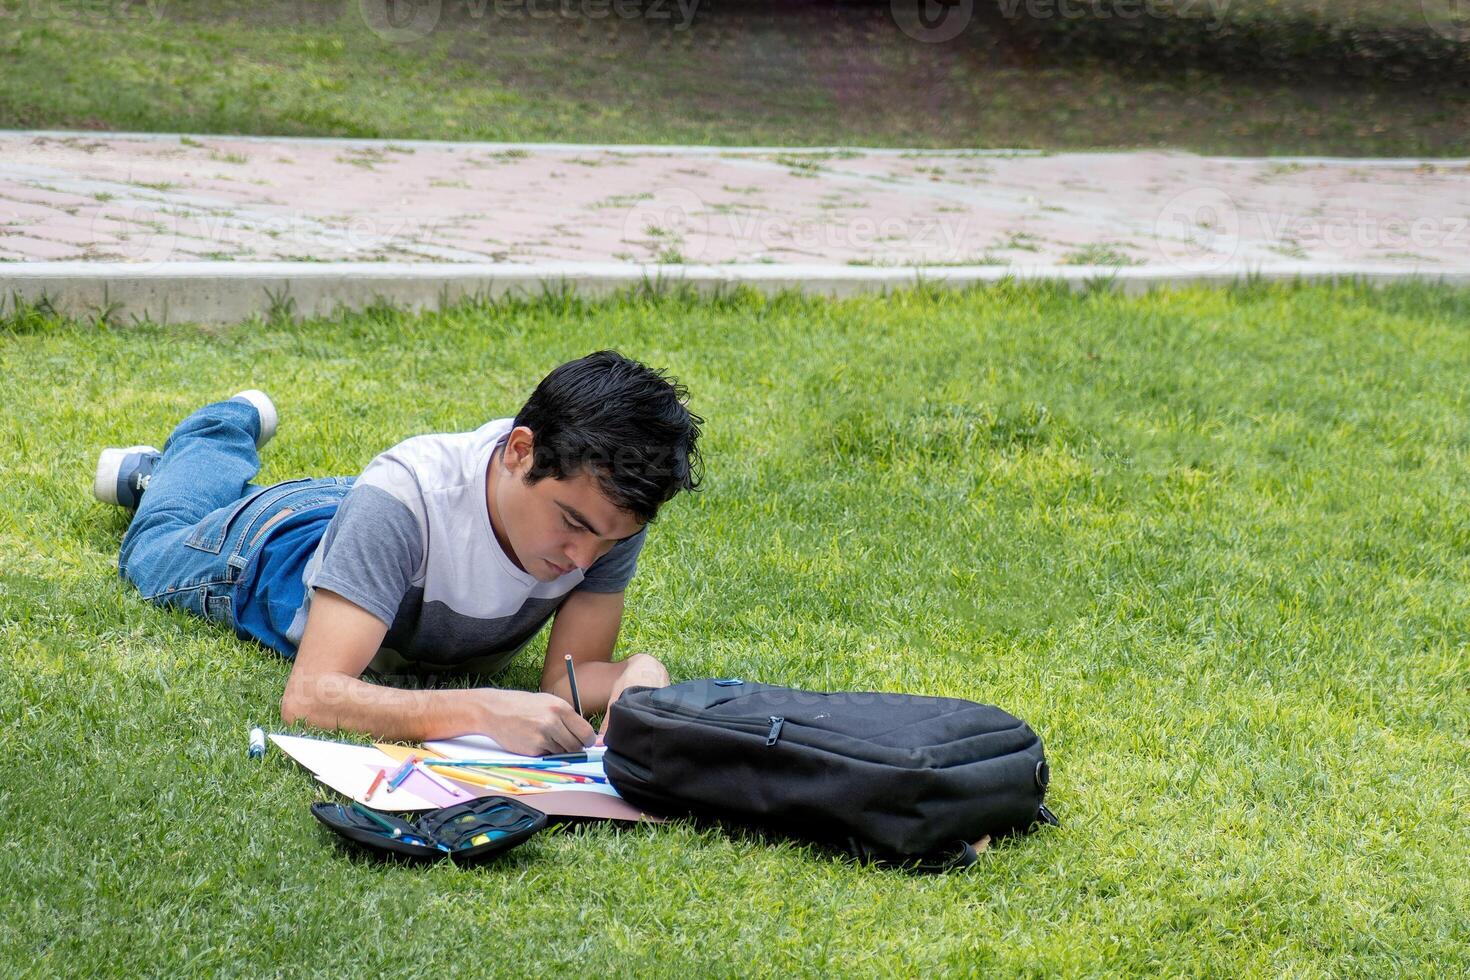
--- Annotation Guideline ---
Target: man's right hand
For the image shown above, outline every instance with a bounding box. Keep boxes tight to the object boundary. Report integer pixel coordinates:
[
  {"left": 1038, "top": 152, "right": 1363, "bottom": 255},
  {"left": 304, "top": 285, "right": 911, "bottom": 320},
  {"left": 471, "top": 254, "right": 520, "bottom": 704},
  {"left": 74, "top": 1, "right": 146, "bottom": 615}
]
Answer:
[
  {"left": 481, "top": 689, "right": 597, "bottom": 756},
  {"left": 285, "top": 590, "right": 600, "bottom": 749}
]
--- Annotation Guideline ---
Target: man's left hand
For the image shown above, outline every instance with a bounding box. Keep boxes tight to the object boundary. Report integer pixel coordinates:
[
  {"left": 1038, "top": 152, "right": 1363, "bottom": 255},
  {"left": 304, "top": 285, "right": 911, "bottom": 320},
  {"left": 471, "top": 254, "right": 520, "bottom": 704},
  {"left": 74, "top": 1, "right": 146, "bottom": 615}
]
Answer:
[{"left": 597, "top": 652, "right": 670, "bottom": 743}]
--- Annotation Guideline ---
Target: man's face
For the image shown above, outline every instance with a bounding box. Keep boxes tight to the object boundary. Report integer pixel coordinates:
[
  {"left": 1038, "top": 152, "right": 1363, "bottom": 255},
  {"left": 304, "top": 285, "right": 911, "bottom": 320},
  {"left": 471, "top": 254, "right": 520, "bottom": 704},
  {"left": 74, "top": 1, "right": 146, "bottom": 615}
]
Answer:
[{"left": 489, "top": 426, "right": 646, "bottom": 582}]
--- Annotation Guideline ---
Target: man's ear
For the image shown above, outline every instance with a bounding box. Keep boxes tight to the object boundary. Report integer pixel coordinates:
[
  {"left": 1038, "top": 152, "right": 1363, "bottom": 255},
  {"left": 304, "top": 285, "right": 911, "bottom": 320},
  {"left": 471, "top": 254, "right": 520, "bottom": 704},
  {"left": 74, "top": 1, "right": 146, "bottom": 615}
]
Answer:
[{"left": 503, "top": 425, "right": 537, "bottom": 477}]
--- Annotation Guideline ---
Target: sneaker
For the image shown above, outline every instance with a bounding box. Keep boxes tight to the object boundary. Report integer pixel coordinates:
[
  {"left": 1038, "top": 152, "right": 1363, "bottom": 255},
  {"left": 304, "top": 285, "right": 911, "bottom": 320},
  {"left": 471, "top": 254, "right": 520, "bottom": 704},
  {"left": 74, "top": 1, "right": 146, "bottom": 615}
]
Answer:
[
  {"left": 230, "top": 389, "right": 278, "bottom": 448},
  {"left": 94, "top": 445, "right": 162, "bottom": 509}
]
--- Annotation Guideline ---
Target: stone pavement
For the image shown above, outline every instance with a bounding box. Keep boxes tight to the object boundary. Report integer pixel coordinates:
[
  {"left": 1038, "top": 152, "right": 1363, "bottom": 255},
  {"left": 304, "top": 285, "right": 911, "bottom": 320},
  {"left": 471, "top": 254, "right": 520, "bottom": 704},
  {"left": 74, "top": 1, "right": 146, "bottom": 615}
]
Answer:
[
  {"left": 2, "top": 130, "right": 1467, "bottom": 321},
  {"left": 4, "top": 130, "right": 1468, "bottom": 270}
]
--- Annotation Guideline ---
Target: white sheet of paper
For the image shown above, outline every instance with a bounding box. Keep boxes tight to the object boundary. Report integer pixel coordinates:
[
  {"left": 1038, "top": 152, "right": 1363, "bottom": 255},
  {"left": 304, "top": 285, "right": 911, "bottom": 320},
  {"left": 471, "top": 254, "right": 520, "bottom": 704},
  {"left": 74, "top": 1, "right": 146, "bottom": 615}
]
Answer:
[{"left": 270, "top": 733, "right": 440, "bottom": 810}]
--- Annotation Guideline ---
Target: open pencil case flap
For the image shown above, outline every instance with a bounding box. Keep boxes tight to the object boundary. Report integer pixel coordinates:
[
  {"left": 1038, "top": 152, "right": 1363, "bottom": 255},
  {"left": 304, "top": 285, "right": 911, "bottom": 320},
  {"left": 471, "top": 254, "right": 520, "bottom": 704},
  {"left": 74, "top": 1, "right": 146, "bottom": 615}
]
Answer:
[{"left": 312, "top": 796, "right": 548, "bottom": 864}]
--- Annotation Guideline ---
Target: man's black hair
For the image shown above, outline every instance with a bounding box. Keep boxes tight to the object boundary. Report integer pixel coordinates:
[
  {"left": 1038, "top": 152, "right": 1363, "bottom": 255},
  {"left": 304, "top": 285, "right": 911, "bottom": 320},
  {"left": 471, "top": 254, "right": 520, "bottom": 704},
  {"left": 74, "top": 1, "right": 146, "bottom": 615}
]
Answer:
[{"left": 510, "top": 350, "right": 704, "bottom": 524}]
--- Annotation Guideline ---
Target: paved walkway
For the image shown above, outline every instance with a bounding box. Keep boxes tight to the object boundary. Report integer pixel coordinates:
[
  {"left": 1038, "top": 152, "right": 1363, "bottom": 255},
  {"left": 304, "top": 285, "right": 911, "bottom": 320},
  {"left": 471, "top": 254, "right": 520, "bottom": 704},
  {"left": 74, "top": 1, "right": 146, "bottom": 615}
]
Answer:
[{"left": 3, "top": 131, "right": 1467, "bottom": 273}]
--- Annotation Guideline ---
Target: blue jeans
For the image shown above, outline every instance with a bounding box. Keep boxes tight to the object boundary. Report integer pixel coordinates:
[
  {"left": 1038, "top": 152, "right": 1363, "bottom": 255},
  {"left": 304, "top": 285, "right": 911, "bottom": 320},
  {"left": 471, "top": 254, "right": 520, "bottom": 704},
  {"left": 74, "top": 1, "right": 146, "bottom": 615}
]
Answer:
[{"left": 117, "top": 398, "right": 353, "bottom": 634}]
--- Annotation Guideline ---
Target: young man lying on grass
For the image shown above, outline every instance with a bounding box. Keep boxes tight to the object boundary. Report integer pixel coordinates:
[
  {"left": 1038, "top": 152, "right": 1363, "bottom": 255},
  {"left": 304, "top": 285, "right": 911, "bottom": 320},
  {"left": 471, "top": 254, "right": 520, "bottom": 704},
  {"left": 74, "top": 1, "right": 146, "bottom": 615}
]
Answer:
[{"left": 95, "top": 351, "right": 703, "bottom": 755}]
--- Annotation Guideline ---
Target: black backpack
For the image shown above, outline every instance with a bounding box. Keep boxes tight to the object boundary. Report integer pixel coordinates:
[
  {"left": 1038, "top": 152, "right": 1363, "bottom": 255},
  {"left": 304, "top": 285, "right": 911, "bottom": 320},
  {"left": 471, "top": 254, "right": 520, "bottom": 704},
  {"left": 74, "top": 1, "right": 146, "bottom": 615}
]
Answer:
[{"left": 603, "top": 679, "right": 1058, "bottom": 870}]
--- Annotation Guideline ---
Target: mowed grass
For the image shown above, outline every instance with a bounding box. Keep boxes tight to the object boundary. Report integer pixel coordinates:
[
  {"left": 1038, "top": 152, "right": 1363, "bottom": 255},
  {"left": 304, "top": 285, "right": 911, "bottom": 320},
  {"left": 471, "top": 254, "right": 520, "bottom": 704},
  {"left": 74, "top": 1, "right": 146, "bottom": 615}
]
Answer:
[
  {"left": 1, "top": 281, "right": 1467, "bottom": 975},
  {"left": 0, "top": 0, "right": 1465, "bottom": 155}
]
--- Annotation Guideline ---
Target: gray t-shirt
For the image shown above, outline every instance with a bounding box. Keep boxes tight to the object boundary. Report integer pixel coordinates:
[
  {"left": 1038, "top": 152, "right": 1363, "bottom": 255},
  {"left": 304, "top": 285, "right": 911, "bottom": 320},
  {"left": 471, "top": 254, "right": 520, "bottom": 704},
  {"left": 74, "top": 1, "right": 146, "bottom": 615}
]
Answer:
[{"left": 286, "top": 418, "right": 646, "bottom": 673}]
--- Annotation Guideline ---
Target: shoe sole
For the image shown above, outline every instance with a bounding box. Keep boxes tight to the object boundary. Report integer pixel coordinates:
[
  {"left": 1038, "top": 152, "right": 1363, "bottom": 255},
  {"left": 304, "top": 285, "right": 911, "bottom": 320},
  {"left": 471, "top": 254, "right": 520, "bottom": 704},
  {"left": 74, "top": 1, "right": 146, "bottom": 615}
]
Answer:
[{"left": 231, "top": 389, "right": 278, "bottom": 448}]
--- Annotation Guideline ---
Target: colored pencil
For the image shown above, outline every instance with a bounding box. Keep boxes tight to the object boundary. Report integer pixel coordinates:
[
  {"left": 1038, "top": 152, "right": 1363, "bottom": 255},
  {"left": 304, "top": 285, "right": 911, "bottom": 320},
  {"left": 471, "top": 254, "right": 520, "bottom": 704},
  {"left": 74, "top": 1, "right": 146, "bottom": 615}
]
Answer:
[
  {"left": 420, "top": 761, "right": 607, "bottom": 784},
  {"left": 497, "top": 765, "right": 607, "bottom": 784},
  {"left": 350, "top": 802, "right": 402, "bottom": 838},
  {"left": 470, "top": 772, "right": 532, "bottom": 794},
  {"left": 424, "top": 762, "right": 578, "bottom": 786},
  {"left": 420, "top": 760, "right": 548, "bottom": 783},
  {"left": 425, "top": 765, "right": 531, "bottom": 794},
  {"left": 414, "top": 761, "right": 464, "bottom": 797},
  {"left": 487, "top": 769, "right": 561, "bottom": 787},
  {"left": 385, "top": 754, "right": 418, "bottom": 792},
  {"left": 494, "top": 766, "right": 585, "bottom": 784},
  {"left": 417, "top": 763, "right": 530, "bottom": 793},
  {"left": 421, "top": 758, "right": 576, "bottom": 769},
  {"left": 365, "top": 767, "right": 387, "bottom": 800}
]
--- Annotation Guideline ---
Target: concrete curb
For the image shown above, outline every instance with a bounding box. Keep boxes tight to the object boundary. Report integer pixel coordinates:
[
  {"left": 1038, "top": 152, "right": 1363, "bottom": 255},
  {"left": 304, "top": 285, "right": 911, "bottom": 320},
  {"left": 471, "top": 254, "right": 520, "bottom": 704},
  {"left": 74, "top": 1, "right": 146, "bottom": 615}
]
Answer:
[
  {"left": 13, "top": 131, "right": 1470, "bottom": 167},
  {"left": 3, "top": 261, "right": 1466, "bottom": 326}
]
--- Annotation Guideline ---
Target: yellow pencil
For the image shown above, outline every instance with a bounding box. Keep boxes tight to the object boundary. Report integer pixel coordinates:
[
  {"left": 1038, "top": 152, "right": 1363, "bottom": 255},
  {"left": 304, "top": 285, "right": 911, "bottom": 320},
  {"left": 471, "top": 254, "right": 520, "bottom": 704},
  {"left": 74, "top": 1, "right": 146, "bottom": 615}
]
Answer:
[{"left": 422, "top": 761, "right": 531, "bottom": 794}]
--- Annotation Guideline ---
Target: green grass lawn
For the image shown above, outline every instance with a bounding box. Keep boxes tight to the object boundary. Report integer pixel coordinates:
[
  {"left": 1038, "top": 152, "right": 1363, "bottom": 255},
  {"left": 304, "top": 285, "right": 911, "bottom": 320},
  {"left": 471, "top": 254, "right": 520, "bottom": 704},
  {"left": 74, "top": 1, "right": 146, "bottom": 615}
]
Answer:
[
  {"left": 0, "top": 0, "right": 1465, "bottom": 155},
  {"left": 2, "top": 281, "right": 1467, "bottom": 974}
]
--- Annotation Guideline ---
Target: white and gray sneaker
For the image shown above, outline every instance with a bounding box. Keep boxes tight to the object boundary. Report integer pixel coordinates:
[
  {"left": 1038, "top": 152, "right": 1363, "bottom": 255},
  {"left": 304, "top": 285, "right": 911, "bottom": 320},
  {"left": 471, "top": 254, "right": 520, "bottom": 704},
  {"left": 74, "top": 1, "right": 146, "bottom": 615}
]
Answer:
[
  {"left": 230, "top": 389, "right": 278, "bottom": 448},
  {"left": 93, "top": 391, "right": 278, "bottom": 509},
  {"left": 93, "top": 445, "right": 162, "bottom": 509}
]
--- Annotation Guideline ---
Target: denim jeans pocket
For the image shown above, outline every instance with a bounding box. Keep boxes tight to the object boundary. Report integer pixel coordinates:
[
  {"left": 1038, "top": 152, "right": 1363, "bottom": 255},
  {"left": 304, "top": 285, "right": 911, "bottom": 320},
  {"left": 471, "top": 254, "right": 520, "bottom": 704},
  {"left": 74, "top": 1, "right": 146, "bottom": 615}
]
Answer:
[
  {"left": 148, "top": 581, "right": 231, "bottom": 623},
  {"left": 205, "top": 587, "right": 232, "bottom": 625},
  {"left": 147, "top": 581, "right": 205, "bottom": 620},
  {"left": 184, "top": 478, "right": 314, "bottom": 555},
  {"left": 234, "top": 479, "right": 350, "bottom": 547},
  {"left": 183, "top": 488, "right": 270, "bottom": 555}
]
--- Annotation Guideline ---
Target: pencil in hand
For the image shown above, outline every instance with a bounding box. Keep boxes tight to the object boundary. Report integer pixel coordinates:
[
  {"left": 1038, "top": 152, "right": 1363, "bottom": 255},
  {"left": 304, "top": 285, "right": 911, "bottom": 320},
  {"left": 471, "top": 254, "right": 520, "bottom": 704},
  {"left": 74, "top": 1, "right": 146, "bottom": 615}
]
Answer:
[{"left": 564, "top": 653, "right": 582, "bottom": 715}]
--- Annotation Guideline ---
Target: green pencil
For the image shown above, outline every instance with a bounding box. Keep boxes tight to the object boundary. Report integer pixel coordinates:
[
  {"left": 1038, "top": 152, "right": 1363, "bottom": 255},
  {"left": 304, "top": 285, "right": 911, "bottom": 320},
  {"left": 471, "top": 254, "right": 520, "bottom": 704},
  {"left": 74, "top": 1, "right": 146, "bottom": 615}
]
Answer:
[{"left": 351, "top": 802, "right": 402, "bottom": 838}]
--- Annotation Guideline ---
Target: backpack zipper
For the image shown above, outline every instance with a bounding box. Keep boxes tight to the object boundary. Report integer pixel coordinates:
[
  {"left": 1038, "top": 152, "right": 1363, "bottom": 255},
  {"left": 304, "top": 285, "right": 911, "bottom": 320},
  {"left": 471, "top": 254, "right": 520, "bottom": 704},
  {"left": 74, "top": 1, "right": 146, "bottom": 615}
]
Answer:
[{"left": 635, "top": 701, "right": 790, "bottom": 745}]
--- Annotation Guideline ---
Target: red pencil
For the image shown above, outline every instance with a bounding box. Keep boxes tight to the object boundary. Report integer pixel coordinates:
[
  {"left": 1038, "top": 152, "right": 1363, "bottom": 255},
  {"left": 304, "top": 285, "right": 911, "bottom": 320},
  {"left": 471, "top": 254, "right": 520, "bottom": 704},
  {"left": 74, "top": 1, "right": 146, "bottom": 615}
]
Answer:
[
  {"left": 365, "top": 767, "right": 387, "bottom": 801},
  {"left": 500, "top": 766, "right": 591, "bottom": 783}
]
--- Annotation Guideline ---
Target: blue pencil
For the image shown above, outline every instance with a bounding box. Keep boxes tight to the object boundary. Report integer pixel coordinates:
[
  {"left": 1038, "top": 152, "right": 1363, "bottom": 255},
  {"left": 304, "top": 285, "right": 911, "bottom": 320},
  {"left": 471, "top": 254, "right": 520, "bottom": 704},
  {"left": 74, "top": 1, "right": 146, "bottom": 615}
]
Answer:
[{"left": 385, "top": 754, "right": 418, "bottom": 791}]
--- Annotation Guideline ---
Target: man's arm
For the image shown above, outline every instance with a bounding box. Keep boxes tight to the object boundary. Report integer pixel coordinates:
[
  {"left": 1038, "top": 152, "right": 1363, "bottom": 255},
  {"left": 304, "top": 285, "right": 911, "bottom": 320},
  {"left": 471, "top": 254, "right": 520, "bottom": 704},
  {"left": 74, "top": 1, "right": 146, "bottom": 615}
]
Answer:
[
  {"left": 539, "top": 589, "right": 670, "bottom": 738},
  {"left": 280, "top": 589, "right": 593, "bottom": 753}
]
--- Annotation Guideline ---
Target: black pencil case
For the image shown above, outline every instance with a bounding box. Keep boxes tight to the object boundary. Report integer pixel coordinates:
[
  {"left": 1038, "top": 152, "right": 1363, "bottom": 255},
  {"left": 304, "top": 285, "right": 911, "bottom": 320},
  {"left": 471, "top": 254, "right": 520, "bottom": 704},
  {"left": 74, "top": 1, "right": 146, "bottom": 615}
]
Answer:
[{"left": 311, "top": 796, "right": 547, "bottom": 864}]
